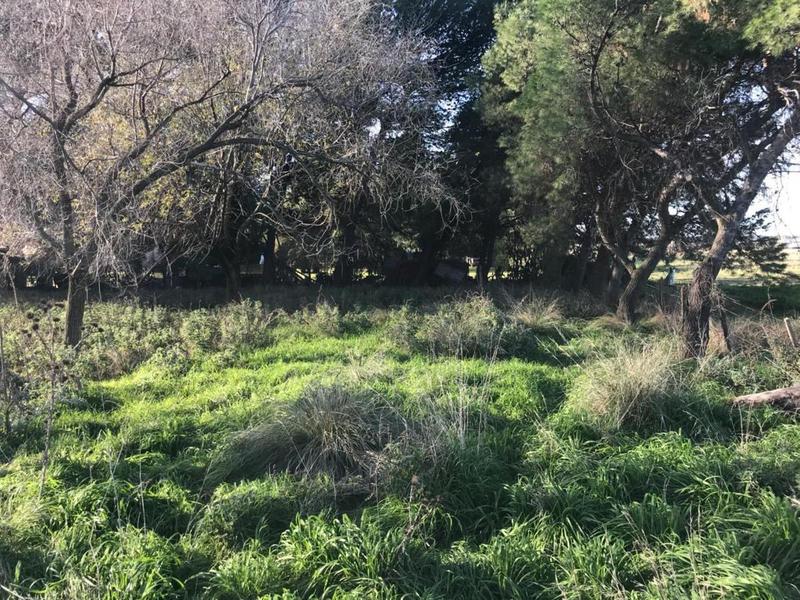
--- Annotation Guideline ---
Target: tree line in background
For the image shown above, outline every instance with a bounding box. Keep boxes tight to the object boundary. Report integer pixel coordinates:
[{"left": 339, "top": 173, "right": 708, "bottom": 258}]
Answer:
[{"left": 0, "top": 0, "right": 798, "bottom": 356}]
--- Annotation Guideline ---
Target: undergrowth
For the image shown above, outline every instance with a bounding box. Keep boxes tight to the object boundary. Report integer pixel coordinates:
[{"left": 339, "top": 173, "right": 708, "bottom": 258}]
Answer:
[{"left": 1, "top": 288, "right": 799, "bottom": 599}]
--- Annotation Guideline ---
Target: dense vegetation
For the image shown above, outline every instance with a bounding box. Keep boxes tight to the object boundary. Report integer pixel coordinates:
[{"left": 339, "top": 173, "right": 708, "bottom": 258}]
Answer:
[
  {"left": 2, "top": 0, "right": 799, "bottom": 356},
  {"left": 1, "top": 1, "right": 800, "bottom": 598},
  {"left": 2, "top": 288, "right": 800, "bottom": 598}
]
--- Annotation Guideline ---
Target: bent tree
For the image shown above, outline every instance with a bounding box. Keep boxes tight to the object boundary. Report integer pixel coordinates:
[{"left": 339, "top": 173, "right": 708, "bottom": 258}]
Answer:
[{"left": 683, "top": 109, "right": 800, "bottom": 356}]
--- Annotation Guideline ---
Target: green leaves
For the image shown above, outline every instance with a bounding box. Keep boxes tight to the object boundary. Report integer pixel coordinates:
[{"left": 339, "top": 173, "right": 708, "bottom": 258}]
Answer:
[{"left": 743, "top": 0, "right": 800, "bottom": 52}]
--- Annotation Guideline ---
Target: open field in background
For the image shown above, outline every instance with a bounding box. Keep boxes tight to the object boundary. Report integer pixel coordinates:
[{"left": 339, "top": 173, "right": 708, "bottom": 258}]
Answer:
[
  {"left": 1, "top": 288, "right": 800, "bottom": 598},
  {"left": 655, "top": 248, "right": 800, "bottom": 286}
]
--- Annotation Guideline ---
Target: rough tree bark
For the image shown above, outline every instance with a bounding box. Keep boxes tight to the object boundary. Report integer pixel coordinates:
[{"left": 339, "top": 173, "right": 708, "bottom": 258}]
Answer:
[{"left": 64, "top": 273, "right": 88, "bottom": 347}]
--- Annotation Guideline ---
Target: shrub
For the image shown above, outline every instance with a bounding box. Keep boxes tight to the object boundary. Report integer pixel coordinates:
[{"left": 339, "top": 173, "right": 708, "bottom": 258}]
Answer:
[
  {"left": 77, "top": 303, "right": 178, "bottom": 379},
  {"left": 179, "top": 308, "right": 219, "bottom": 355},
  {"left": 565, "top": 340, "right": 690, "bottom": 432},
  {"left": 298, "top": 301, "right": 343, "bottom": 337},
  {"left": 179, "top": 300, "right": 275, "bottom": 356},
  {"left": 217, "top": 299, "right": 276, "bottom": 350},
  {"left": 419, "top": 295, "right": 503, "bottom": 358},
  {"left": 398, "top": 295, "right": 520, "bottom": 358}
]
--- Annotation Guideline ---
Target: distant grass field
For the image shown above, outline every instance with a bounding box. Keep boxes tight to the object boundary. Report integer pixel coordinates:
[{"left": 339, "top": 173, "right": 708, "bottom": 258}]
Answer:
[
  {"left": 655, "top": 248, "right": 800, "bottom": 286},
  {"left": 1, "top": 291, "right": 800, "bottom": 598}
]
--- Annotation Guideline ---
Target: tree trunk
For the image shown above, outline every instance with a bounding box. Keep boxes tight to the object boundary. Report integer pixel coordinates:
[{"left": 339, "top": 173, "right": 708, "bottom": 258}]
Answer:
[
  {"left": 262, "top": 227, "right": 277, "bottom": 285},
  {"left": 682, "top": 217, "right": 738, "bottom": 357},
  {"left": 64, "top": 273, "right": 87, "bottom": 347},
  {"left": 733, "top": 385, "right": 800, "bottom": 412},
  {"left": 221, "top": 255, "right": 241, "bottom": 300},
  {"left": 415, "top": 231, "right": 441, "bottom": 285},
  {"left": 478, "top": 231, "right": 496, "bottom": 287},
  {"left": 605, "top": 260, "right": 628, "bottom": 307},
  {"left": 615, "top": 235, "right": 670, "bottom": 323}
]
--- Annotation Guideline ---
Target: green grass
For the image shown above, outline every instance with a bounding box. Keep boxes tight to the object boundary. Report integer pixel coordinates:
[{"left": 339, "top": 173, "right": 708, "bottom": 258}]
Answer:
[
  {"left": 655, "top": 248, "right": 800, "bottom": 287},
  {"left": 1, "top": 292, "right": 800, "bottom": 598}
]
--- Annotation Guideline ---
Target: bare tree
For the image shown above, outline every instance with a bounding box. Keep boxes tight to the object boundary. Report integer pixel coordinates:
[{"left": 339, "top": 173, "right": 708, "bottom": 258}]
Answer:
[{"left": 0, "top": 0, "right": 445, "bottom": 344}]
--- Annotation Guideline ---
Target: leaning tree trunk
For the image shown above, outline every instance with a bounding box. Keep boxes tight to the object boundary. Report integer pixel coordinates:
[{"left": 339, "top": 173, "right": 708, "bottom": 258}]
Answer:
[
  {"left": 682, "top": 110, "right": 800, "bottom": 356},
  {"left": 682, "top": 216, "right": 738, "bottom": 357},
  {"left": 64, "top": 273, "right": 88, "bottom": 347},
  {"left": 615, "top": 232, "right": 671, "bottom": 324}
]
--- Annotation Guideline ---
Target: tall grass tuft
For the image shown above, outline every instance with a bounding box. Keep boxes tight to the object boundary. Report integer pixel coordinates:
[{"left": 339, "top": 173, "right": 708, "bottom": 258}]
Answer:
[
  {"left": 507, "top": 292, "right": 564, "bottom": 332},
  {"left": 207, "top": 384, "right": 408, "bottom": 486},
  {"left": 566, "top": 339, "right": 690, "bottom": 432}
]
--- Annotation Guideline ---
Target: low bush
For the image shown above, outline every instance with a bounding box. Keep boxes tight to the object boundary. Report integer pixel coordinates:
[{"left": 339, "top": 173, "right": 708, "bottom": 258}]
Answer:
[
  {"left": 180, "top": 299, "right": 275, "bottom": 356},
  {"left": 418, "top": 295, "right": 505, "bottom": 358},
  {"left": 78, "top": 303, "right": 178, "bottom": 379},
  {"left": 297, "top": 301, "right": 344, "bottom": 337},
  {"left": 391, "top": 295, "right": 528, "bottom": 359}
]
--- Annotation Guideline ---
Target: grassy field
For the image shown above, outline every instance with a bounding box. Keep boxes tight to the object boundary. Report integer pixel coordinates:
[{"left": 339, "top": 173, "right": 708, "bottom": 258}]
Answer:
[
  {"left": 1, "top": 289, "right": 800, "bottom": 598},
  {"left": 655, "top": 249, "right": 800, "bottom": 286}
]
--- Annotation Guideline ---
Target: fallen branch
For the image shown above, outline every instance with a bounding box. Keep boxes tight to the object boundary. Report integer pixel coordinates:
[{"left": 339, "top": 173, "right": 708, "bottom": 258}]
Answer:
[{"left": 733, "top": 385, "right": 800, "bottom": 412}]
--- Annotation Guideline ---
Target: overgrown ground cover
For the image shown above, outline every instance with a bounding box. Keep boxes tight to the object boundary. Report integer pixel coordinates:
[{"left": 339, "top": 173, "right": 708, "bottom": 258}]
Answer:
[{"left": 1, "top": 288, "right": 800, "bottom": 598}]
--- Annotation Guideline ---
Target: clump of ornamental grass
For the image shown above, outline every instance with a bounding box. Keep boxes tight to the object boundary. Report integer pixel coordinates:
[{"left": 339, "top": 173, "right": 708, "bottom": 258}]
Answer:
[
  {"left": 206, "top": 384, "right": 408, "bottom": 487},
  {"left": 566, "top": 339, "right": 691, "bottom": 432}
]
